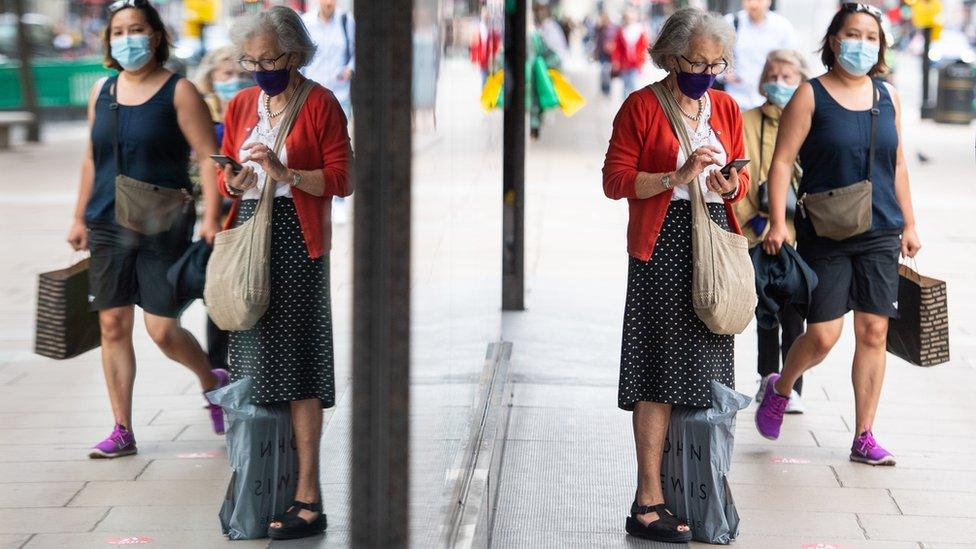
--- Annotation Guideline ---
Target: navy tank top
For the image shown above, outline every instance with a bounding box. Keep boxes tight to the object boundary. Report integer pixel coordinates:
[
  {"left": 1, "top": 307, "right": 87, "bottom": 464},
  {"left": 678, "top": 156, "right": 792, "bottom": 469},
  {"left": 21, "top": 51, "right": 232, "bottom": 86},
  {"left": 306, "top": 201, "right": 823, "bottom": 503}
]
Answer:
[
  {"left": 86, "top": 74, "right": 192, "bottom": 225},
  {"left": 797, "top": 78, "right": 903, "bottom": 237}
]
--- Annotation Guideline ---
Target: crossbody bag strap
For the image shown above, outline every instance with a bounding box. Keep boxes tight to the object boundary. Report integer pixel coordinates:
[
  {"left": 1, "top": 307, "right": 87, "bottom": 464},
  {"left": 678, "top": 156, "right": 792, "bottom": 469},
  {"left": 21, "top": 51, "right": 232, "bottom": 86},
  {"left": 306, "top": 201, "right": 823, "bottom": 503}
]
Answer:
[
  {"left": 759, "top": 112, "right": 767, "bottom": 181},
  {"left": 867, "top": 80, "right": 879, "bottom": 182},
  {"left": 109, "top": 77, "right": 122, "bottom": 177}
]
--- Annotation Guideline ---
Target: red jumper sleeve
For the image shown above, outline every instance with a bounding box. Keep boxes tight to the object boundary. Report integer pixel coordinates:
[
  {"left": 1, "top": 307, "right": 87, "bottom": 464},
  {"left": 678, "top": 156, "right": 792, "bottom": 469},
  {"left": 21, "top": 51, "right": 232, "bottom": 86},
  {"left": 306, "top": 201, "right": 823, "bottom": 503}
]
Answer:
[
  {"left": 602, "top": 94, "right": 645, "bottom": 200},
  {"left": 725, "top": 105, "right": 750, "bottom": 204},
  {"left": 216, "top": 96, "right": 240, "bottom": 199},
  {"left": 315, "top": 95, "right": 352, "bottom": 198}
]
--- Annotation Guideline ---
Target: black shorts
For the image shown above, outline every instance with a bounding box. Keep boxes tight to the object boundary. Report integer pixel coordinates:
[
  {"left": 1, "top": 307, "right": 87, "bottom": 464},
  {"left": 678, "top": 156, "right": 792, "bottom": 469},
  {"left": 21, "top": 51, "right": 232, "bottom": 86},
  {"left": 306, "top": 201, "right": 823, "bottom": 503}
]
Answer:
[
  {"left": 87, "top": 216, "right": 193, "bottom": 318},
  {"left": 797, "top": 231, "right": 901, "bottom": 324}
]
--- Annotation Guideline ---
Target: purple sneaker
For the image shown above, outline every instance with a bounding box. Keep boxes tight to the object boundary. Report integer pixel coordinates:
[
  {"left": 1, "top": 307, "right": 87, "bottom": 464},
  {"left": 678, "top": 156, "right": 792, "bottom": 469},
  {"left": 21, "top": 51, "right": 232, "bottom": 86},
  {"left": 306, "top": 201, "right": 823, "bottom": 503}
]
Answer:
[
  {"left": 755, "top": 374, "right": 789, "bottom": 440},
  {"left": 850, "top": 431, "right": 896, "bottom": 466},
  {"left": 89, "top": 424, "right": 137, "bottom": 459},
  {"left": 205, "top": 368, "right": 231, "bottom": 435}
]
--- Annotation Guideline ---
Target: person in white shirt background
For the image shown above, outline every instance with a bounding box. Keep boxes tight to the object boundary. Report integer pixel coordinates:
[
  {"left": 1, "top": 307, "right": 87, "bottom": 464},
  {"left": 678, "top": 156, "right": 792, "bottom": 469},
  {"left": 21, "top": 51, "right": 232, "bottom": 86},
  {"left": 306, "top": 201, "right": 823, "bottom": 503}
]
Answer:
[
  {"left": 723, "top": 0, "right": 796, "bottom": 111},
  {"left": 302, "top": 0, "right": 354, "bottom": 224}
]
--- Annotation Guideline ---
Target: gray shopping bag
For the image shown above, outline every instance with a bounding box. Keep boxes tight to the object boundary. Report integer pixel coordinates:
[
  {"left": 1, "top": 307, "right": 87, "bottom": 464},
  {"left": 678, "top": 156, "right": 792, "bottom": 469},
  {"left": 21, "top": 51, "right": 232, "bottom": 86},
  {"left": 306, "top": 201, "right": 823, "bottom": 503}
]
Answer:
[
  {"left": 207, "top": 377, "right": 297, "bottom": 540},
  {"left": 661, "top": 380, "right": 751, "bottom": 544}
]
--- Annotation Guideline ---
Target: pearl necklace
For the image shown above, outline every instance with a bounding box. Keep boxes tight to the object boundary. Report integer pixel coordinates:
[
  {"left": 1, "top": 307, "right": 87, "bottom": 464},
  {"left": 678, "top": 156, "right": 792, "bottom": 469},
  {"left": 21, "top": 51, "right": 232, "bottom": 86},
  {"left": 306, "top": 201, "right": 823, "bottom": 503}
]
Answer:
[
  {"left": 264, "top": 93, "right": 286, "bottom": 119},
  {"left": 678, "top": 97, "right": 705, "bottom": 122}
]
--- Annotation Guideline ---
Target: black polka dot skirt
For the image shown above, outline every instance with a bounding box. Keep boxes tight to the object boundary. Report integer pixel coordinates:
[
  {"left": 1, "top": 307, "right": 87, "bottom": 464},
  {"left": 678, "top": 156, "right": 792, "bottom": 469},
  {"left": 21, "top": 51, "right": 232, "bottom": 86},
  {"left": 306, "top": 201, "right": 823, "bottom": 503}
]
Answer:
[
  {"left": 228, "top": 197, "right": 335, "bottom": 408},
  {"left": 618, "top": 200, "right": 735, "bottom": 411}
]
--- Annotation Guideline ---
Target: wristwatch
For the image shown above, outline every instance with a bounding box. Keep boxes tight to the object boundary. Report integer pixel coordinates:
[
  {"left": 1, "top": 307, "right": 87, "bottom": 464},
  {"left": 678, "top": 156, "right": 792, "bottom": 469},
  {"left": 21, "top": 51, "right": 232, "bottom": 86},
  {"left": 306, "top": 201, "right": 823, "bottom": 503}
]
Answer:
[
  {"left": 721, "top": 187, "right": 737, "bottom": 200},
  {"left": 661, "top": 173, "right": 673, "bottom": 190},
  {"left": 289, "top": 170, "right": 302, "bottom": 189}
]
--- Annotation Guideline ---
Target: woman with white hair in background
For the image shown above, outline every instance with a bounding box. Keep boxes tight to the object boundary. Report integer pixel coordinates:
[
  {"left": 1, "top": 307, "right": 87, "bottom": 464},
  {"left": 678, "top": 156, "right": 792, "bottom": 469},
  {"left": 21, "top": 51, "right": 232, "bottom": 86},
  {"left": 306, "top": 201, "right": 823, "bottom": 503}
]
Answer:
[
  {"left": 733, "top": 49, "right": 811, "bottom": 413},
  {"left": 602, "top": 8, "right": 747, "bottom": 543},
  {"left": 220, "top": 6, "right": 351, "bottom": 539}
]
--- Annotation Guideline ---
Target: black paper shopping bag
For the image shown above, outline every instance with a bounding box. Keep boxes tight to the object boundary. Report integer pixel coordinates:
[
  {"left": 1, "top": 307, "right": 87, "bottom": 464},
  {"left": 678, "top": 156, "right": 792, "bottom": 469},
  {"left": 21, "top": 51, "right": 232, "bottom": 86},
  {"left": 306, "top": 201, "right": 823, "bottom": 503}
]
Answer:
[
  {"left": 887, "top": 264, "right": 949, "bottom": 367},
  {"left": 34, "top": 258, "right": 101, "bottom": 360}
]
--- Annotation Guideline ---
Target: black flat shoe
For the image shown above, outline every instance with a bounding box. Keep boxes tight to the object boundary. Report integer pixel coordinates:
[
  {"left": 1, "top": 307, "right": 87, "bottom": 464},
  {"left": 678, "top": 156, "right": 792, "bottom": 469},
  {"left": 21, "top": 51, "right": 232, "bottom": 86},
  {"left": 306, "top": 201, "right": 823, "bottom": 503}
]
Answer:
[
  {"left": 624, "top": 501, "right": 693, "bottom": 543},
  {"left": 267, "top": 500, "right": 328, "bottom": 540}
]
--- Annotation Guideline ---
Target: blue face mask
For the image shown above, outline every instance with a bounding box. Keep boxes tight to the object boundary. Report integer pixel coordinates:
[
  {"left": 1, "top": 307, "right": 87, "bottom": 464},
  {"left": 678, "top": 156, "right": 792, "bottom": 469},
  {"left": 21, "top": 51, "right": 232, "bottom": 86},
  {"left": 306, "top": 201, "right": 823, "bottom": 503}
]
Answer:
[
  {"left": 838, "top": 39, "right": 880, "bottom": 77},
  {"left": 762, "top": 81, "right": 799, "bottom": 108},
  {"left": 213, "top": 77, "right": 255, "bottom": 101},
  {"left": 110, "top": 34, "right": 153, "bottom": 72}
]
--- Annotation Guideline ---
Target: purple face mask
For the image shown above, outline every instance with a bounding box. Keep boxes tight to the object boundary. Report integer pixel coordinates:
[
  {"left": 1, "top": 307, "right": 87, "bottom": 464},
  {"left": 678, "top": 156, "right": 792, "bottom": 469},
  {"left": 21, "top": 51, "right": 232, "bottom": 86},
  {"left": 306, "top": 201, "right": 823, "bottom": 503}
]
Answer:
[
  {"left": 253, "top": 68, "right": 290, "bottom": 97},
  {"left": 675, "top": 71, "right": 716, "bottom": 100}
]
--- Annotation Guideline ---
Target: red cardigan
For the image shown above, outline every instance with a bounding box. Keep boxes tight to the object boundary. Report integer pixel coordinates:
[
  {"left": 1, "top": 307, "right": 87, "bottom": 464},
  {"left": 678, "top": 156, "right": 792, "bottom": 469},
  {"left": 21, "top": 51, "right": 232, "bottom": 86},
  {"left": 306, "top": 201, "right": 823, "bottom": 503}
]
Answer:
[
  {"left": 602, "top": 87, "right": 748, "bottom": 261},
  {"left": 217, "top": 83, "right": 352, "bottom": 259}
]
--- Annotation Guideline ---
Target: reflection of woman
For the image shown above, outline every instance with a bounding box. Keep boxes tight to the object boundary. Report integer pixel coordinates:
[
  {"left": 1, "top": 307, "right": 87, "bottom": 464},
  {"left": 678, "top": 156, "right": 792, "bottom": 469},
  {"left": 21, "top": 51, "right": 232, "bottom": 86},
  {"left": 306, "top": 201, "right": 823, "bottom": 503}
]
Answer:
[
  {"left": 602, "top": 8, "right": 746, "bottom": 543},
  {"left": 66, "top": 0, "right": 227, "bottom": 459},
  {"left": 733, "top": 49, "right": 809, "bottom": 413},
  {"left": 222, "top": 7, "right": 351, "bottom": 539},
  {"left": 758, "top": 3, "right": 921, "bottom": 466}
]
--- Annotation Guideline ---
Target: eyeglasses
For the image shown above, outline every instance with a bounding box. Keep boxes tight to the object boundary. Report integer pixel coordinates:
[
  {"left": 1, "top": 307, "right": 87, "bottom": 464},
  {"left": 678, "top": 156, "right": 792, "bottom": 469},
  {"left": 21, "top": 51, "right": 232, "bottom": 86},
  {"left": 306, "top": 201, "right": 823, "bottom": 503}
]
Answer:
[
  {"left": 841, "top": 3, "right": 883, "bottom": 21},
  {"left": 238, "top": 52, "right": 290, "bottom": 72},
  {"left": 679, "top": 55, "right": 729, "bottom": 76},
  {"left": 108, "top": 0, "right": 148, "bottom": 13}
]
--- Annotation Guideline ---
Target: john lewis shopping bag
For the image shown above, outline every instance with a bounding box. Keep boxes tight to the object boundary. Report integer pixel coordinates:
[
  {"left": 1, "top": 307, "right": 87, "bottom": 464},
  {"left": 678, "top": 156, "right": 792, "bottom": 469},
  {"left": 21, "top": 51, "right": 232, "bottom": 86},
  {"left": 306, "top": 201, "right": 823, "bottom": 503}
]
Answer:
[
  {"left": 887, "top": 263, "right": 949, "bottom": 367},
  {"left": 662, "top": 380, "right": 751, "bottom": 544},
  {"left": 34, "top": 258, "right": 100, "bottom": 360},
  {"left": 207, "top": 377, "right": 297, "bottom": 539}
]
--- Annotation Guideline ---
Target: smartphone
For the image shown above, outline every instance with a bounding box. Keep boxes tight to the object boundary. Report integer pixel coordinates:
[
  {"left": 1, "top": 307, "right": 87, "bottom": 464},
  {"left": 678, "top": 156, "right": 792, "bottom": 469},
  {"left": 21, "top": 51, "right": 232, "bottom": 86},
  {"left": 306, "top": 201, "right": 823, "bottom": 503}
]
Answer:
[
  {"left": 719, "top": 158, "right": 750, "bottom": 178},
  {"left": 209, "top": 154, "right": 243, "bottom": 173}
]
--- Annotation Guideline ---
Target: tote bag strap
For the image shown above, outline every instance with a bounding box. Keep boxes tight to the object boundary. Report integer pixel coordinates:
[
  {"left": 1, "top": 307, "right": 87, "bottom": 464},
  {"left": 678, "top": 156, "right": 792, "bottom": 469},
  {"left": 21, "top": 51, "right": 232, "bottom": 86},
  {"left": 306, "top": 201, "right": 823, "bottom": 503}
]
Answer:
[{"left": 253, "top": 79, "right": 317, "bottom": 221}]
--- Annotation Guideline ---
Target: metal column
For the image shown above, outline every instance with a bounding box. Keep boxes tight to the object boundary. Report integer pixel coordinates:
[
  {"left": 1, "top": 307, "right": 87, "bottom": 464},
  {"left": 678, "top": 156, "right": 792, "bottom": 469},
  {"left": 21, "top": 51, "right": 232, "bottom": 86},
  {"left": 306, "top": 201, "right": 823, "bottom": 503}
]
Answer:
[
  {"left": 350, "top": 1, "right": 411, "bottom": 547},
  {"left": 503, "top": 0, "right": 527, "bottom": 312},
  {"left": 13, "top": 0, "right": 40, "bottom": 142}
]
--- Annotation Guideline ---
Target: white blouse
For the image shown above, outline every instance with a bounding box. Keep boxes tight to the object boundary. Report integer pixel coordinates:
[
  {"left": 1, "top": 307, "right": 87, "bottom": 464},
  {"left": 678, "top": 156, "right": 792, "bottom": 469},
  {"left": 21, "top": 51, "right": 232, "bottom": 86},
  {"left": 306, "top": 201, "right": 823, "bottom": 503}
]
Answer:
[
  {"left": 672, "top": 94, "right": 727, "bottom": 204},
  {"left": 239, "top": 94, "right": 292, "bottom": 201}
]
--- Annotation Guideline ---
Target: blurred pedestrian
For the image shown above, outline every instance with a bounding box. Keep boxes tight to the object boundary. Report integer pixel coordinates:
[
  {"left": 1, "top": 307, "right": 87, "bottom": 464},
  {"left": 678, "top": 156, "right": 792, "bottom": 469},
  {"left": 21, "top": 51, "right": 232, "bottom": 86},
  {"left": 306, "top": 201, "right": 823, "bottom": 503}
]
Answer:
[
  {"left": 470, "top": 7, "right": 502, "bottom": 85},
  {"left": 222, "top": 6, "right": 352, "bottom": 539},
  {"left": 757, "top": 3, "right": 922, "bottom": 466},
  {"left": 612, "top": 6, "right": 649, "bottom": 98},
  {"left": 602, "top": 8, "right": 746, "bottom": 542},
  {"left": 722, "top": 0, "right": 795, "bottom": 111},
  {"left": 301, "top": 0, "right": 354, "bottom": 226},
  {"left": 193, "top": 46, "right": 256, "bottom": 373},
  {"left": 534, "top": 2, "right": 569, "bottom": 61},
  {"left": 732, "top": 49, "right": 810, "bottom": 413},
  {"left": 66, "top": 0, "right": 228, "bottom": 459},
  {"left": 592, "top": 11, "right": 618, "bottom": 97}
]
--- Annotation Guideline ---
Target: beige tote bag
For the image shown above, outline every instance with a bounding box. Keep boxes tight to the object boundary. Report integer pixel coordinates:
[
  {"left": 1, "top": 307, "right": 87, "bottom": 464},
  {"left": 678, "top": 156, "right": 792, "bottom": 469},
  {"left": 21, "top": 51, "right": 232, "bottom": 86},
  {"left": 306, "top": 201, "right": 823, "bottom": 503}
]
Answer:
[
  {"left": 204, "top": 80, "right": 315, "bottom": 331},
  {"left": 650, "top": 82, "right": 756, "bottom": 335}
]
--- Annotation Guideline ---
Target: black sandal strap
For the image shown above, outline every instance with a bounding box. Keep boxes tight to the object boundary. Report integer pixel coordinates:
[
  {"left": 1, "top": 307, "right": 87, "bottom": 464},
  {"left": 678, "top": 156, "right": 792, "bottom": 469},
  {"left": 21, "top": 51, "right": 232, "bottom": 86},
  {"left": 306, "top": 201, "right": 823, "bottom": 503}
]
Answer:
[
  {"left": 630, "top": 502, "right": 686, "bottom": 527},
  {"left": 291, "top": 500, "right": 323, "bottom": 513}
]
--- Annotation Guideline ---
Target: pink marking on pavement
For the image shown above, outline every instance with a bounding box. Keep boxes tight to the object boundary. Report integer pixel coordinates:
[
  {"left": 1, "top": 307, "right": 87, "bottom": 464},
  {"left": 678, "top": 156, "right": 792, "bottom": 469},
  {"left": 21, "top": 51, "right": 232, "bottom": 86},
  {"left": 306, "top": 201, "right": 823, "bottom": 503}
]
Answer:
[
  {"left": 177, "top": 451, "right": 221, "bottom": 459},
  {"left": 106, "top": 536, "right": 153, "bottom": 545},
  {"left": 802, "top": 544, "right": 849, "bottom": 549},
  {"left": 770, "top": 456, "right": 811, "bottom": 464}
]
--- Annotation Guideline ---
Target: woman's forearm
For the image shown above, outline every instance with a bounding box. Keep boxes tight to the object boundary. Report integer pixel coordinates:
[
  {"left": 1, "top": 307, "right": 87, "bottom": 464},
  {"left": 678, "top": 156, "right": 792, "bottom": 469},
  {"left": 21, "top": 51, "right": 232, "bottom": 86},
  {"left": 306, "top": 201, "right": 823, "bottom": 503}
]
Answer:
[
  {"left": 293, "top": 169, "right": 326, "bottom": 197},
  {"left": 765, "top": 159, "right": 792, "bottom": 227},
  {"left": 199, "top": 157, "right": 221, "bottom": 222},
  {"left": 73, "top": 157, "right": 95, "bottom": 222},
  {"left": 634, "top": 170, "right": 680, "bottom": 200},
  {"left": 893, "top": 160, "right": 916, "bottom": 229}
]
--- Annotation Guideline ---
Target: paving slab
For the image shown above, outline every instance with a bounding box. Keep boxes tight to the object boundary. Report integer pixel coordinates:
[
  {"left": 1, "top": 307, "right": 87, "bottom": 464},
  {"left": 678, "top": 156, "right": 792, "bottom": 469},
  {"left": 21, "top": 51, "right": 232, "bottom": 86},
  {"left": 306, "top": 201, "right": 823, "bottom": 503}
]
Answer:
[
  {"left": 0, "top": 507, "right": 108, "bottom": 535},
  {"left": 709, "top": 534, "right": 919, "bottom": 549},
  {"left": 0, "top": 459, "right": 150, "bottom": 483},
  {"left": 68, "top": 480, "right": 226, "bottom": 507},
  {"left": 0, "top": 536, "right": 30, "bottom": 549},
  {"left": 0, "top": 482, "right": 84, "bottom": 508},
  {"left": 735, "top": 509, "right": 866, "bottom": 539},
  {"left": 858, "top": 514, "right": 976, "bottom": 545},
  {"left": 136, "top": 457, "right": 232, "bottom": 481},
  {"left": 24, "top": 531, "right": 267, "bottom": 549},
  {"left": 728, "top": 462, "right": 842, "bottom": 488},
  {"left": 95, "top": 505, "right": 221, "bottom": 532},
  {"left": 832, "top": 464, "right": 976, "bottom": 492},
  {"left": 731, "top": 485, "right": 899, "bottom": 514},
  {"left": 889, "top": 489, "right": 976, "bottom": 519}
]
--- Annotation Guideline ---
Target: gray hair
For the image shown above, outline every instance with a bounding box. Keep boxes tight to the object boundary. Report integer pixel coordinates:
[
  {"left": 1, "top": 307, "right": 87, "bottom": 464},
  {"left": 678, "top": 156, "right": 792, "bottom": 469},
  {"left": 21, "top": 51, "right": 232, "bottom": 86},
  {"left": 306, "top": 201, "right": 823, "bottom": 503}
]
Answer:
[
  {"left": 650, "top": 8, "right": 735, "bottom": 71},
  {"left": 759, "top": 49, "right": 812, "bottom": 96},
  {"left": 229, "top": 6, "right": 317, "bottom": 68}
]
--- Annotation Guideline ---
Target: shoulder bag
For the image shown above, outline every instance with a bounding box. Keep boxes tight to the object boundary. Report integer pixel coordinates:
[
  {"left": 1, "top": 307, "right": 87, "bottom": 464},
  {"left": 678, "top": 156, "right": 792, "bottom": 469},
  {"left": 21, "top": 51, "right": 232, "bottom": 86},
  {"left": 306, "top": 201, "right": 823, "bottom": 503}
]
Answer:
[
  {"left": 795, "top": 82, "right": 878, "bottom": 241},
  {"left": 650, "top": 82, "right": 757, "bottom": 335},
  {"left": 204, "top": 79, "right": 315, "bottom": 332},
  {"left": 111, "top": 78, "right": 193, "bottom": 235}
]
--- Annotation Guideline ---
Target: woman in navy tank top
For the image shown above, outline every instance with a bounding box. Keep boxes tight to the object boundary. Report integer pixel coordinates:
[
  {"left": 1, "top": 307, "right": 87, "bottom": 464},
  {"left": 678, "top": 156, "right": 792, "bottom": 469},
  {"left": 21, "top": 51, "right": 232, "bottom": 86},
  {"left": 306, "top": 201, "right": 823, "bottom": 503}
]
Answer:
[
  {"left": 66, "top": 0, "right": 231, "bottom": 458},
  {"left": 755, "top": 3, "right": 921, "bottom": 466}
]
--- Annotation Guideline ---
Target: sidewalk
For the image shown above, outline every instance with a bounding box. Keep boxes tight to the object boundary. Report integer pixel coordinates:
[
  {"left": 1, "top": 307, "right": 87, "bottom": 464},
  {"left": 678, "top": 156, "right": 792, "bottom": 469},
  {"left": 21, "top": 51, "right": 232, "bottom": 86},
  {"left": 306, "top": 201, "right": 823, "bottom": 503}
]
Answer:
[{"left": 491, "top": 65, "right": 976, "bottom": 548}]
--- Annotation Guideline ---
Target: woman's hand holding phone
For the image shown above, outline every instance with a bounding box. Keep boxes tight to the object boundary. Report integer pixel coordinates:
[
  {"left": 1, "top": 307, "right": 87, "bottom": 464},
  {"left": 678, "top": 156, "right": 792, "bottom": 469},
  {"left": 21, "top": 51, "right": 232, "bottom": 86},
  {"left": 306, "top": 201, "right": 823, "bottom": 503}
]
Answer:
[{"left": 225, "top": 163, "right": 258, "bottom": 194}]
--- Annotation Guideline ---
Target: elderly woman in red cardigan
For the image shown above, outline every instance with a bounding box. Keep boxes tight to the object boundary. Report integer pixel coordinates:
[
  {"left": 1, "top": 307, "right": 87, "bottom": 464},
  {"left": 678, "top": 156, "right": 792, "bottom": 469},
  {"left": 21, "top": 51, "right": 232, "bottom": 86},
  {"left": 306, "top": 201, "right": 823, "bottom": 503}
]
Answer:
[
  {"left": 217, "top": 6, "right": 350, "bottom": 540},
  {"left": 602, "top": 8, "right": 747, "bottom": 543}
]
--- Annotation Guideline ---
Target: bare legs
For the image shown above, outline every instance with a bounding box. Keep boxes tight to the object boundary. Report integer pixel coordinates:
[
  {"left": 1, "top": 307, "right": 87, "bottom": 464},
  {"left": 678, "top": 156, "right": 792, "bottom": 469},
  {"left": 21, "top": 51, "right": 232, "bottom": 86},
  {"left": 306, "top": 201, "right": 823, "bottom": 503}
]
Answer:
[
  {"left": 271, "top": 398, "right": 324, "bottom": 527},
  {"left": 98, "top": 307, "right": 216, "bottom": 429},
  {"left": 632, "top": 401, "right": 690, "bottom": 532},
  {"left": 774, "top": 312, "right": 889, "bottom": 434}
]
